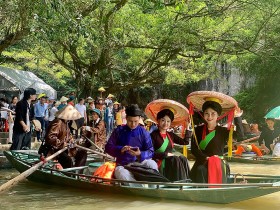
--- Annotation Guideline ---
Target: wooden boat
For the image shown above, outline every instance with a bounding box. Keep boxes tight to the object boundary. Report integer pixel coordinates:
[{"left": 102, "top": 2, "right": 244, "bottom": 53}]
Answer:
[
  {"left": 4, "top": 150, "right": 280, "bottom": 204},
  {"left": 225, "top": 155, "right": 280, "bottom": 164},
  {"left": 0, "top": 150, "right": 39, "bottom": 169}
]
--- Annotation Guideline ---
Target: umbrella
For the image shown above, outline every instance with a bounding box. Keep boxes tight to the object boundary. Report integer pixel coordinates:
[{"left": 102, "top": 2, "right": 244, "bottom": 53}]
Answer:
[{"left": 265, "top": 106, "right": 280, "bottom": 119}]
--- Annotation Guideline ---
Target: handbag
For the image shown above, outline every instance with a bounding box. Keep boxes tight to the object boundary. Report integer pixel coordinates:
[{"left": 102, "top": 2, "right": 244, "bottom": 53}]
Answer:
[{"left": 124, "top": 163, "right": 170, "bottom": 182}]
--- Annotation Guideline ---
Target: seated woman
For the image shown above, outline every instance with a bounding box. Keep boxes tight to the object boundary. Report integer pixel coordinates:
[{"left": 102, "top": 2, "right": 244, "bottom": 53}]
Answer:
[
  {"left": 150, "top": 109, "right": 190, "bottom": 182},
  {"left": 44, "top": 105, "right": 87, "bottom": 169},
  {"left": 187, "top": 91, "right": 244, "bottom": 183}
]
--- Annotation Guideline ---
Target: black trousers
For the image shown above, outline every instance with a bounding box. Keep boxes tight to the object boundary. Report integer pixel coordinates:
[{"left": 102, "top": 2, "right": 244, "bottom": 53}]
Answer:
[
  {"left": 57, "top": 149, "right": 87, "bottom": 169},
  {"left": 10, "top": 131, "right": 32, "bottom": 150}
]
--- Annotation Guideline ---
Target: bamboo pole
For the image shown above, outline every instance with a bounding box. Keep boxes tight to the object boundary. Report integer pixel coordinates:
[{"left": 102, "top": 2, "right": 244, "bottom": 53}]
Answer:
[{"left": 0, "top": 147, "right": 67, "bottom": 193}]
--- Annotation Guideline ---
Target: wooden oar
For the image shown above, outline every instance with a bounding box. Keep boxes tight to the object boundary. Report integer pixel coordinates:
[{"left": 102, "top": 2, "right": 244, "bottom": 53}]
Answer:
[
  {"left": 236, "top": 135, "right": 260, "bottom": 145},
  {"left": 0, "top": 147, "right": 67, "bottom": 193},
  {"left": 225, "top": 135, "right": 260, "bottom": 149},
  {"left": 75, "top": 144, "right": 114, "bottom": 161},
  {"left": 81, "top": 134, "right": 104, "bottom": 153}
]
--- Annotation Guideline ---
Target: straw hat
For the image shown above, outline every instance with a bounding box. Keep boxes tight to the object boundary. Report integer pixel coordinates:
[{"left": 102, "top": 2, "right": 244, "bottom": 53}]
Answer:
[
  {"left": 107, "top": 94, "right": 114, "bottom": 98},
  {"left": 113, "top": 101, "right": 120, "bottom": 105},
  {"left": 60, "top": 96, "right": 69, "bottom": 102},
  {"left": 98, "top": 87, "right": 106, "bottom": 92},
  {"left": 55, "top": 101, "right": 61, "bottom": 106},
  {"left": 144, "top": 118, "right": 155, "bottom": 124},
  {"left": 139, "top": 118, "right": 145, "bottom": 126},
  {"left": 145, "top": 99, "right": 189, "bottom": 126},
  {"left": 186, "top": 91, "right": 238, "bottom": 114},
  {"left": 86, "top": 96, "right": 93, "bottom": 101},
  {"left": 55, "top": 105, "right": 82, "bottom": 120},
  {"left": 33, "top": 120, "right": 42, "bottom": 131}
]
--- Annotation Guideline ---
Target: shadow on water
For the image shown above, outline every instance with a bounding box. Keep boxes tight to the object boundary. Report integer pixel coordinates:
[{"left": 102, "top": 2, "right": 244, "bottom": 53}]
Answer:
[{"left": 0, "top": 166, "right": 280, "bottom": 210}]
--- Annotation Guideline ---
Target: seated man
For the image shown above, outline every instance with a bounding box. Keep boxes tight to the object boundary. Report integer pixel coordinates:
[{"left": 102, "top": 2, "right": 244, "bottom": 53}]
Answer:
[{"left": 105, "top": 104, "right": 158, "bottom": 187}]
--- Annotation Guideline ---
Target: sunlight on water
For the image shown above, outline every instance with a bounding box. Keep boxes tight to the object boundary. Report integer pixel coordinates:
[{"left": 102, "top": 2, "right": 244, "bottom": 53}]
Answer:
[{"left": 0, "top": 162, "right": 279, "bottom": 210}]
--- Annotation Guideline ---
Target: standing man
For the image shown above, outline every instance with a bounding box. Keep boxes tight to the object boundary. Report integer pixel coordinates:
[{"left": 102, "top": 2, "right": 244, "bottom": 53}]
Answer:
[
  {"left": 75, "top": 98, "right": 87, "bottom": 138},
  {"left": 105, "top": 104, "right": 158, "bottom": 186},
  {"left": 104, "top": 102, "right": 114, "bottom": 136},
  {"left": 34, "top": 95, "right": 49, "bottom": 141},
  {"left": 10, "top": 88, "right": 37, "bottom": 150},
  {"left": 75, "top": 98, "right": 87, "bottom": 124}
]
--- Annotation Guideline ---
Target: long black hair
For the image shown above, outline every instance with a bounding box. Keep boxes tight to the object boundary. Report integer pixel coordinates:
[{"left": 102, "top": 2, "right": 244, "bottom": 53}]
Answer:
[
  {"left": 156, "top": 109, "right": 174, "bottom": 122},
  {"left": 202, "top": 101, "right": 222, "bottom": 115}
]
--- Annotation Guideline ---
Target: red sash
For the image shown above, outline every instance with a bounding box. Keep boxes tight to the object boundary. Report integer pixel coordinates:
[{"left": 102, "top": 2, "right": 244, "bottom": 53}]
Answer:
[{"left": 208, "top": 156, "right": 222, "bottom": 187}]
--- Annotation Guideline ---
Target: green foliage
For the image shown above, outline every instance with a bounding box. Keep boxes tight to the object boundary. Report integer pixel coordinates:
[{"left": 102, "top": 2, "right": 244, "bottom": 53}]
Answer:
[
  {"left": 1, "top": 47, "right": 74, "bottom": 96},
  {"left": 1, "top": 0, "right": 280, "bottom": 113}
]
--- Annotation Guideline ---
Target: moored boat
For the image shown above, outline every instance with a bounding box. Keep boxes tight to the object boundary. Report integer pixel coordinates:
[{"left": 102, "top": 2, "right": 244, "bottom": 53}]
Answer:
[
  {"left": 225, "top": 155, "right": 280, "bottom": 164},
  {"left": 3, "top": 150, "right": 280, "bottom": 204}
]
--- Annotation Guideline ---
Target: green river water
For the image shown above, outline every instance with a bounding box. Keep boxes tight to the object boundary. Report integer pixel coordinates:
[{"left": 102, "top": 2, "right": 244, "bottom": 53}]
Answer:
[{"left": 0, "top": 162, "right": 279, "bottom": 210}]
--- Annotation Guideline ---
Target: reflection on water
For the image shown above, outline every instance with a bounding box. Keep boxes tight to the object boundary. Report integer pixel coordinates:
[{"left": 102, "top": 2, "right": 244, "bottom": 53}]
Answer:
[{"left": 0, "top": 162, "right": 279, "bottom": 210}]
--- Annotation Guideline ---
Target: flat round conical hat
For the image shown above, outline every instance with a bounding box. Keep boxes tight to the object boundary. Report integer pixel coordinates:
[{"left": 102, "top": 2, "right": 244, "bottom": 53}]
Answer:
[
  {"left": 145, "top": 99, "right": 189, "bottom": 126},
  {"left": 55, "top": 105, "right": 82, "bottom": 121},
  {"left": 98, "top": 87, "right": 105, "bottom": 92},
  {"left": 187, "top": 91, "right": 238, "bottom": 114}
]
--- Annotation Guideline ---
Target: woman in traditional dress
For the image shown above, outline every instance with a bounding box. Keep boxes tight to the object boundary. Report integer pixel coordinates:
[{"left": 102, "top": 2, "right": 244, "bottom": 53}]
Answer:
[
  {"left": 82, "top": 108, "right": 106, "bottom": 149},
  {"left": 145, "top": 99, "right": 190, "bottom": 182},
  {"left": 44, "top": 105, "right": 87, "bottom": 169},
  {"left": 187, "top": 91, "right": 244, "bottom": 183},
  {"left": 150, "top": 109, "right": 190, "bottom": 181}
]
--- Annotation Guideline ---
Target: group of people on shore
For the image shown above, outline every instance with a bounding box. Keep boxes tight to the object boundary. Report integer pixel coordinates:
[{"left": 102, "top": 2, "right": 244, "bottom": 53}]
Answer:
[{"left": 2, "top": 88, "right": 280, "bottom": 186}]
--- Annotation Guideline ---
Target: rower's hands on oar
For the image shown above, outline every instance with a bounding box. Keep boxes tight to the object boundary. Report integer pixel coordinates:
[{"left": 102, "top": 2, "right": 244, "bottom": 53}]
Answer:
[{"left": 78, "top": 137, "right": 85, "bottom": 145}]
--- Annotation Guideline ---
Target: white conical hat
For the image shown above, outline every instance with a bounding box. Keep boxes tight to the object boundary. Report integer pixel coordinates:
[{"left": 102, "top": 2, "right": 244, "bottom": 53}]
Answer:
[{"left": 55, "top": 105, "right": 82, "bottom": 120}]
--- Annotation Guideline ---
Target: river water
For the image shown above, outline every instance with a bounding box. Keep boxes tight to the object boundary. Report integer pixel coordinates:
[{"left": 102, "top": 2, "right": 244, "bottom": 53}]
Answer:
[{"left": 0, "top": 162, "right": 279, "bottom": 210}]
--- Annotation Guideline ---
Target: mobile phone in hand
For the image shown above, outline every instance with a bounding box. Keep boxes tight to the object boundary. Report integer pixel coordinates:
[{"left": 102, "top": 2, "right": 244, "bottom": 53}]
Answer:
[{"left": 130, "top": 147, "right": 139, "bottom": 151}]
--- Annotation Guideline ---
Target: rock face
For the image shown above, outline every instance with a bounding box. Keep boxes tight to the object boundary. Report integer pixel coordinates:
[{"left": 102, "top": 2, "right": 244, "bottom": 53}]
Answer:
[{"left": 198, "top": 62, "right": 254, "bottom": 96}]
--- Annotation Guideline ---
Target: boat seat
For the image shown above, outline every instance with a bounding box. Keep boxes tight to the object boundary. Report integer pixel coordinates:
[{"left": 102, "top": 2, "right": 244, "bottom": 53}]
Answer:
[
  {"left": 61, "top": 166, "right": 88, "bottom": 173},
  {"left": 88, "top": 162, "right": 103, "bottom": 168}
]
